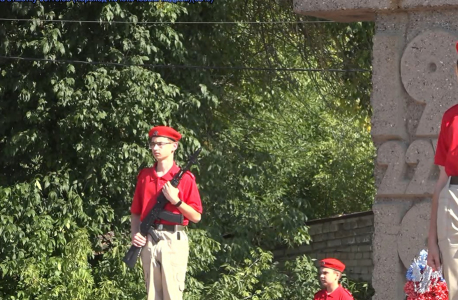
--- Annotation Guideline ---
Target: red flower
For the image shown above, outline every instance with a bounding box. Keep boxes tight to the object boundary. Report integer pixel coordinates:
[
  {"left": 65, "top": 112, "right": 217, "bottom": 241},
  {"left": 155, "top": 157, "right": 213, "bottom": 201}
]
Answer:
[
  {"left": 405, "top": 280, "right": 449, "bottom": 300},
  {"left": 404, "top": 281, "right": 418, "bottom": 298}
]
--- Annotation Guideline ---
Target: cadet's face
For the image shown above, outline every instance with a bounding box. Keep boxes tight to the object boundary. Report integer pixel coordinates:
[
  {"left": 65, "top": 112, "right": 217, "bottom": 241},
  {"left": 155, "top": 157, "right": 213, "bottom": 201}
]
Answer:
[
  {"left": 319, "top": 267, "right": 340, "bottom": 287},
  {"left": 149, "top": 137, "right": 177, "bottom": 160}
]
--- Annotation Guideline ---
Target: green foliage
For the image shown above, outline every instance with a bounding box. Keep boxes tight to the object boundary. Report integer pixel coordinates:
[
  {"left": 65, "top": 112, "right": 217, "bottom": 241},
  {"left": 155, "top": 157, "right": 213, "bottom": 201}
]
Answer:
[
  {"left": 341, "top": 275, "right": 376, "bottom": 300},
  {"left": 0, "top": 3, "right": 197, "bottom": 299},
  {"left": 0, "top": 1, "right": 375, "bottom": 300},
  {"left": 283, "top": 255, "right": 322, "bottom": 299}
]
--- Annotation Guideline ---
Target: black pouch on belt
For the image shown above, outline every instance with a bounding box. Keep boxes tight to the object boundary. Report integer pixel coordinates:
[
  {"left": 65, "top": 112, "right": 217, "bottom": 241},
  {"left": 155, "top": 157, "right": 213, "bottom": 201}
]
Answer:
[{"left": 451, "top": 176, "right": 458, "bottom": 185}]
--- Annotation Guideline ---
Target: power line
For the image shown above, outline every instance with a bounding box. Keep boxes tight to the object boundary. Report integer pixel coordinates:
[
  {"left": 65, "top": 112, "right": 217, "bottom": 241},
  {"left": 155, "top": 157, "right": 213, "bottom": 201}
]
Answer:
[
  {"left": 0, "top": 18, "right": 336, "bottom": 25},
  {"left": 0, "top": 55, "right": 371, "bottom": 73}
]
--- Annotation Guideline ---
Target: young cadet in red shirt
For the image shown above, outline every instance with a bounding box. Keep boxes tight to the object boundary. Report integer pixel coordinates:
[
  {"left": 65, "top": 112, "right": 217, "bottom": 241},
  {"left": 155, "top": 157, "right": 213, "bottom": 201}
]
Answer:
[
  {"left": 427, "top": 42, "right": 458, "bottom": 300},
  {"left": 130, "top": 126, "right": 203, "bottom": 300},
  {"left": 314, "top": 258, "right": 354, "bottom": 300}
]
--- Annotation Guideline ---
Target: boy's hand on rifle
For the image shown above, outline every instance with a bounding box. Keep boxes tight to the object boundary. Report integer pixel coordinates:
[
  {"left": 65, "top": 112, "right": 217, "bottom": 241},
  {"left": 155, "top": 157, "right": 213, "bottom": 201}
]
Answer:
[
  {"left": 132, "top": 232, "right": 147, "bottom": 247},
  {"left": 162, "top": 181, "right": 180, "bottom": 205}
]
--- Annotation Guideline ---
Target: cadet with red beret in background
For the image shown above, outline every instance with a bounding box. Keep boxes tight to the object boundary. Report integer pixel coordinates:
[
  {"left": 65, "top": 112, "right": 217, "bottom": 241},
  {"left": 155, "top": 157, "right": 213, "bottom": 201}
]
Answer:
[
  {"left": 314, "top": 258, "right": 354, "bottom": 300},
  {"left": 130, "top": 125, "right": 203, "bottom": 300}
]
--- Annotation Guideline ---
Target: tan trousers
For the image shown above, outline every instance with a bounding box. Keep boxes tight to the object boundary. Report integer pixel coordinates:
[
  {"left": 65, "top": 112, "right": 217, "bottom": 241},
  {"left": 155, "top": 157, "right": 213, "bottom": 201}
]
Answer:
[
  {"left": 437, "top": 177, "right": 458, "bottom": 300},
  {"left": 140, "top": 229, "right": 189, "bottom": 300}
]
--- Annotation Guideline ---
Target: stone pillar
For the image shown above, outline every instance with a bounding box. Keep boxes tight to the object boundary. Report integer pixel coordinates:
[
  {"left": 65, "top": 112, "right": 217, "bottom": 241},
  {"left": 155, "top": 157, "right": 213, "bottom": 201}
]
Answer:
[{"left": 294, "top": 2, "right": 458, "bottom": 299}]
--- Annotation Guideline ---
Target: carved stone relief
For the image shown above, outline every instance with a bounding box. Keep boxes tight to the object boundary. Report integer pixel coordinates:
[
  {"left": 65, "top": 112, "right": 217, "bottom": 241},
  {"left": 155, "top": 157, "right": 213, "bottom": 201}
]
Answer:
[{"left": 400, "top": 30, "right": 457, "bottom": 137}]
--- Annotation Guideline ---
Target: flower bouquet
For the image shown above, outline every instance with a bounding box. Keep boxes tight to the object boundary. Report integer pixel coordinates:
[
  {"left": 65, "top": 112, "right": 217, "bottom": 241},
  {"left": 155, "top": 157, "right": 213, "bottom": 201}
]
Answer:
[{"left": 404, "top": 249, "right": 448, "bottom": 300}]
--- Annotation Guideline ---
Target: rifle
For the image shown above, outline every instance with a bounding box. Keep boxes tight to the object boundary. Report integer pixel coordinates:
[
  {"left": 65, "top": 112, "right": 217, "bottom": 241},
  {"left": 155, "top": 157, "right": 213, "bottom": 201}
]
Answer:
[{"left": 123, "top": 147, "right": 202, "bottom": 269}]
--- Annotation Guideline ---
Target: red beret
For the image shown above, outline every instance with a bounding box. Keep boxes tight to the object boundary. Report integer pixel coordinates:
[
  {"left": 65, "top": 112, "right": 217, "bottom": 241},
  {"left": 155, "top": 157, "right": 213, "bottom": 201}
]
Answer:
[
  {"left": 320, "top": 258, "right": 345, "bottom": 272},
  {"left": 148, "top": 126, "right": 182, "bottom": 141}
]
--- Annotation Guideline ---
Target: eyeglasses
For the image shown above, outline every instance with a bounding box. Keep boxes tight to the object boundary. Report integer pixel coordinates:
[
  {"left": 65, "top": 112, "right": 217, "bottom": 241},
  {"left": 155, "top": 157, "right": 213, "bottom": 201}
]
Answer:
[{"left": 149, "top": 142, "right": 173, "bottom": 149}]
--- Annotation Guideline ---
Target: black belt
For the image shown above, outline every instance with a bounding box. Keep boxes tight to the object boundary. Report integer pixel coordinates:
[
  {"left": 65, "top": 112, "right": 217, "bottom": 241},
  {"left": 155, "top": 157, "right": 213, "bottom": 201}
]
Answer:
[
  {"left": 451, "top": 176, "right": 458, "bottom": 185},
  {"left": 151, "top": 224, "right": 186, "bottom": 232}
]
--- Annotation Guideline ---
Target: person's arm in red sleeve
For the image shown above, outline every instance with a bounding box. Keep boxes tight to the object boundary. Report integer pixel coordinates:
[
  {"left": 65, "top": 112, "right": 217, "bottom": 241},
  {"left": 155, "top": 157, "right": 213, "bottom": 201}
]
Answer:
[
  {"left": 428, "top": 115, "right": 450, "bottom": 270},
  {"left": 435, "top": 115, "right": 449, "bottom": 166},
  {"left": 343, "top": 288, "right": 355, "bottom": 300},
  {"left": 162, "top": 172, "right": 202, "bottom": 223},
  {"left": 181, "top": 172, "right": 203, "bottom": 214},
  {"left": 130, "top": 170, "right": 147, "bottom": 247}
]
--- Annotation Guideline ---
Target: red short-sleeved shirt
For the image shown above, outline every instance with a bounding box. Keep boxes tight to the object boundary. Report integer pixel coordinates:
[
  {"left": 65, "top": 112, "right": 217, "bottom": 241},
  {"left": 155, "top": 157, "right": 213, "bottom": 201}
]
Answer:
[
  {"left": 313, "top": 286, "right": 354, "bottom": 300},
  {"left": 435, "top": 104, "right": 458, "bottom": 176},
  {"left": 130, "top": 162, "right": 203, "bottom": 225}
]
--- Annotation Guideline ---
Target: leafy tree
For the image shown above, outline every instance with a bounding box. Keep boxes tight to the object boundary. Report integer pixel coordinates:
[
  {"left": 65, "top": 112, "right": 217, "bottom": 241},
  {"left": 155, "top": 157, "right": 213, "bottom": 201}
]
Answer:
[{"left": 0, "top": 1, "right": 375, "bottom": 300}]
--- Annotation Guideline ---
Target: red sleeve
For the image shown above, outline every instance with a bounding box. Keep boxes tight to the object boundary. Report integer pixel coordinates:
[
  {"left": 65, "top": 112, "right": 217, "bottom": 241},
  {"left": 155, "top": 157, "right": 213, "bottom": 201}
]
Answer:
[
  {"left": 343, "top": 289, "right": 354, "bottom": 300},
  {"left": 130, "top": 169, "right": 146, "bottom": 215},
  {"left": 435, "top": 114, "right": 449, "bottom": 166},
  {"left": 181, "top": 171, "right": 203, "bottom": 214}
]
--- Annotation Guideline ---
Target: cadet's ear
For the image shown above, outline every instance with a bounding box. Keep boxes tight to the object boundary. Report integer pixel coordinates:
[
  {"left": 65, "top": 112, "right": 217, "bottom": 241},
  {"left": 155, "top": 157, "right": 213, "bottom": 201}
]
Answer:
[
  {"left": 335, "top": 271, "right": 341, "bottom": 280},
  {"left": 172, "top": 142, "right": 178, "bottom": 152}
]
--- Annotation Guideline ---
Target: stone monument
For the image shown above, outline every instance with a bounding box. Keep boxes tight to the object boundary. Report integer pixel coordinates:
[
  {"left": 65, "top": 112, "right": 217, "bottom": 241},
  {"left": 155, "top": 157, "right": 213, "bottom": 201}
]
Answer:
[{"left": 293, "top": 1, "right": 458, "bottom": 299}]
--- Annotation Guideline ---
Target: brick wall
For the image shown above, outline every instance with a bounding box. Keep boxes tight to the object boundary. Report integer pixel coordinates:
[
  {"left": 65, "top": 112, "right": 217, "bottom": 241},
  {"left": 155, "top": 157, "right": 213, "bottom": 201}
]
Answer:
[{"left": 274, "top": 211, "right": 374, "bottom": 282}]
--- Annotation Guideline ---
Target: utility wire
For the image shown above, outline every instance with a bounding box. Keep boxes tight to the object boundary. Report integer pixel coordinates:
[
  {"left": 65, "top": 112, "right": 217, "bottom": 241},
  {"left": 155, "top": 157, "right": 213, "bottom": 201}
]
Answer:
[
  {"left": 0, "top": 55, "right": 371, "bottom": 73},
  {"left": 0, "top": 18, "right": 335, "bottom": 25}
]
